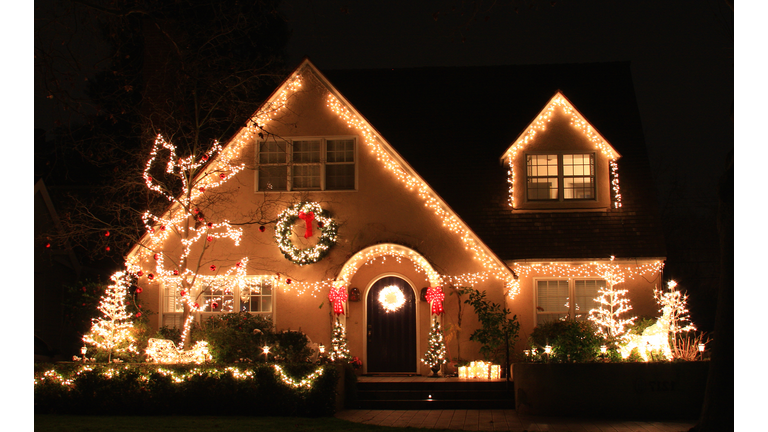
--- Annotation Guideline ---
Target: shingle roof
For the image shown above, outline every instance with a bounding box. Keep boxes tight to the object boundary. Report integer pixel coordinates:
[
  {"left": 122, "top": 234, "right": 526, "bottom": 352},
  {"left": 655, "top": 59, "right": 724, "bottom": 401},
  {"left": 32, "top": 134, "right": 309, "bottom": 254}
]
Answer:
[{"left": 322, "top": 62, "right": 666, "bottom": 261}]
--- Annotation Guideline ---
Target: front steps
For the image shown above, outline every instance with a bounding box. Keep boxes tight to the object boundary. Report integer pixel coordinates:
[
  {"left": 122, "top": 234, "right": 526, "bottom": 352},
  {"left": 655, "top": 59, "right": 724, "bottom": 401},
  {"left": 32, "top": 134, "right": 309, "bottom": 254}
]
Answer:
[{"left": 350, "top": 378, "right": 515, "bottom": 410}]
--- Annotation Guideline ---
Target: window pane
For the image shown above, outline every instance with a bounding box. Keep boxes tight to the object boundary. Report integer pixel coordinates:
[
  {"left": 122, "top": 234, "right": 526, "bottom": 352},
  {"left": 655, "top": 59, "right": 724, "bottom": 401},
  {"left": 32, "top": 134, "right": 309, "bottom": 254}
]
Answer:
[
  {"left": 537, "top": 280, "right": 570, "bottom": 313},
  {"left": 292, "top": 164, "right": 321, "bottom": 189},
  {"left": 536, "top": 313, "right": 569, "bottom": 327},
  {"left": 574, "top": 279, "right": 605, "bottom": 320},
  {"left": 326, "top": 164, "right": 355, "bottom": 190},
  {"left": 562, "top": 153, "right": 595, "bottom": 200},
  {"left": 327, "top": 139, "right": 354, "bottom": 163},
  {"left": 241, "top": 279, "right": 273, "bottom": 313},
  {"left": 293, "top": 140, "right": 321, "bottom": 163},
  {"left": 202, "top": 286, "right": 234, "bottom": 313},
  {"left": 259, "top": 166, "right": 287, "bottom": 191},
  {"left": 528, "top": 178, "right": 558, "bottom": 200},
  {"left": 259, "top": 141, "right": 287, "bottom": 164}
]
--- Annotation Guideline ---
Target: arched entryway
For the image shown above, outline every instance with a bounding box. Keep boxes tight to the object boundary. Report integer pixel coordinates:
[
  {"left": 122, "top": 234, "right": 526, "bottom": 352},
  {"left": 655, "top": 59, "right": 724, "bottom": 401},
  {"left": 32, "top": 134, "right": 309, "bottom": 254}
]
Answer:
[{"left": 366, "top": 275, "right": 417, "bottom": 373}]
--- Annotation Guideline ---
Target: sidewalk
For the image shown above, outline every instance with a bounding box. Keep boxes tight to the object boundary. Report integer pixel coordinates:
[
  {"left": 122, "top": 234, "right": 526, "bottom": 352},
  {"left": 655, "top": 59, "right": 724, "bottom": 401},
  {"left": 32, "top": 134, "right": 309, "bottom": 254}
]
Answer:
[{"left": 336, "top": 408, "right": 696, "bottom": 431}]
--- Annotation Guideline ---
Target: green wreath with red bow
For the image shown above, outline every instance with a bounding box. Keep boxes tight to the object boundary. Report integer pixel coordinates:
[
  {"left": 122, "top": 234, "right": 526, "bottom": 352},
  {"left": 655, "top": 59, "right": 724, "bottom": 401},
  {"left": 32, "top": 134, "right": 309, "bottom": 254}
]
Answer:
[{"left": 274, "top": 202, "right": 338, "bottom": 265}]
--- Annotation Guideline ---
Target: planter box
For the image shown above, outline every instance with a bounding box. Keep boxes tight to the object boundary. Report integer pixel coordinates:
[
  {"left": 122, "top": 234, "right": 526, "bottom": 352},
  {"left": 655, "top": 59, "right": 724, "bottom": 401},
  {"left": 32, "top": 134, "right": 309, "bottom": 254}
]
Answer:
[{"left": 513, "top": 362, "right": 709, "bottom": 419}]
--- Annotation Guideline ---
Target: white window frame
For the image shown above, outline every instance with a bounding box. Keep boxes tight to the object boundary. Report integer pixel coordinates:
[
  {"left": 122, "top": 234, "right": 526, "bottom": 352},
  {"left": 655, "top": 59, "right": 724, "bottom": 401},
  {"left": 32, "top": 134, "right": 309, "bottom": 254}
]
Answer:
[
  {"left": 534, "top": 278, "right": 606, "bottom": 326},
  {"left": 525, "top": 152, "right": 596, "bottom": 202},
  {"left": 160, "top": 277, "right": 274, "bottom": 329},
  {"left": 255, "top": 136, "right": 357, "bottom": 192}
]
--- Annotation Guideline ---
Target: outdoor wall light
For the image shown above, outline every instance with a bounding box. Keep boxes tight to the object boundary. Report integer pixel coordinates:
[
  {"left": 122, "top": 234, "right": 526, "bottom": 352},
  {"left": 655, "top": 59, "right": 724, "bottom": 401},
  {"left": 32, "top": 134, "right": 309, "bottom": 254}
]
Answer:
[
  {"left": 600, "top": 345, "right": 607, "bottom": 354},
  {"left": 544, "top": 345, "right": 552, "bottom": 354}
]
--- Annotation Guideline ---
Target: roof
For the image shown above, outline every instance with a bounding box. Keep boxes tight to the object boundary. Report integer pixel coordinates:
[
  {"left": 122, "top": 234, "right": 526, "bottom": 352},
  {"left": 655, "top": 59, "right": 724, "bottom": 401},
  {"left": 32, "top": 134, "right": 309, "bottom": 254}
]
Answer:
[{"left": 322, "top": 62, "right": 666, "bottom": 261}]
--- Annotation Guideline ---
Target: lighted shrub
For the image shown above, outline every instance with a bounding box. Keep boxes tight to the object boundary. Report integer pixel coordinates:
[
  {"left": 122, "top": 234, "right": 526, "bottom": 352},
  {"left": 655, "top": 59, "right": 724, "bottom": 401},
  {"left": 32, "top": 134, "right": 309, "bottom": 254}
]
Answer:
[{"left": 530, "top": 320, "right": 604, "bottom": 363}]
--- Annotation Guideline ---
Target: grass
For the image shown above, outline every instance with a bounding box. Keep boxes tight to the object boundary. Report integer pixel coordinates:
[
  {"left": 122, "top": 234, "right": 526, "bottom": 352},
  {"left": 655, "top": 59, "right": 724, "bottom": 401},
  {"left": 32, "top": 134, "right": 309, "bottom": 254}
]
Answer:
[{"left": 33, "top": 415, "right": 460, "bottom": 432}]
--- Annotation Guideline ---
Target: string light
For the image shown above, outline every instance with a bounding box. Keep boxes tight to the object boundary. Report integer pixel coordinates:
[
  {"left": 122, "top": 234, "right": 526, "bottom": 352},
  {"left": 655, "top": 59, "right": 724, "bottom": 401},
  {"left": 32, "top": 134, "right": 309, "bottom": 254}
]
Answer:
[
  {"left": 421, "top": 316, "right": 447, "bottom": 371},
  {"left": 145, "top": 338, "right": 211, "bottom": 364},
  {"left": 82, "top": 272, "right": 138, "bottom": 361},
  {"left": 512, "top": 260, "right": 663, "bottom": 280},
  {"left": 501, "top": 92, "right": 622, "bottom": 209}
]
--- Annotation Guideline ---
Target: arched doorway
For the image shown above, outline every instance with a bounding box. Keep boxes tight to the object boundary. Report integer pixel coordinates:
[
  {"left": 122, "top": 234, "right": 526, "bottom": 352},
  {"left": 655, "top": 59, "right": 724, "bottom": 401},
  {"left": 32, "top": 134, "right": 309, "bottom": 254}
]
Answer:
[{"left": 366, "top": 276, "right": 417, "bottom": 373}]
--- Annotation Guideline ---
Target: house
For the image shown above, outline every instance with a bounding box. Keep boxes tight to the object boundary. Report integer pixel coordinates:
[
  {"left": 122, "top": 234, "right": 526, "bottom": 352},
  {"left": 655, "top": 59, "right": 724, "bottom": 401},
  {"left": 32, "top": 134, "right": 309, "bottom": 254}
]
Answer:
[{"left": 128, "top": 59, "right": 666, "bottom": 375}]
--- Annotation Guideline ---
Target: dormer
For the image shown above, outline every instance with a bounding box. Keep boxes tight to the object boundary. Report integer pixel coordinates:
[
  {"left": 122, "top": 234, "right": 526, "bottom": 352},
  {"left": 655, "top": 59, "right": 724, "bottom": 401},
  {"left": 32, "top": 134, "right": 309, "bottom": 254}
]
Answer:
[{"left": 501, "top": 91, "right": 622, "bottom": 211}]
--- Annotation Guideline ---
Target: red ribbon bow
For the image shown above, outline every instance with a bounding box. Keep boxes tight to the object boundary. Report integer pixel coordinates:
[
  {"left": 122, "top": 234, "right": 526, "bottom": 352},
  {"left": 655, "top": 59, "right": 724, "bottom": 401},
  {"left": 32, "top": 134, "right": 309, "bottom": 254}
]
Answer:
[
  {"left": 425, "top": 286, "right": 445, "bottom": 315},
  {"left": 328, "top": 285, "right": 348, "bottom": 315},
  {"left": 298, "top": 211, "right": 315, "bottom": 238}
]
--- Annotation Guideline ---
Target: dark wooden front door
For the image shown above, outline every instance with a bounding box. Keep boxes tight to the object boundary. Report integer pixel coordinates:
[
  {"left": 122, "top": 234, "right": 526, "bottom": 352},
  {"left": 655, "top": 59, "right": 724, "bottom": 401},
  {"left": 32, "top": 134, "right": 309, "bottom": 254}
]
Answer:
[{"left": 366, "top": 276, "right": 417, "bottom": 373}]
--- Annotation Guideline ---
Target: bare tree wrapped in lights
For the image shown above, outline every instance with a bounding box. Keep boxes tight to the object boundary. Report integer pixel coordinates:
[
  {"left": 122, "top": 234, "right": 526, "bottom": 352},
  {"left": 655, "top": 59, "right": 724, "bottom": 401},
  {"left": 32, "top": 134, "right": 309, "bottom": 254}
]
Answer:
[
  {"left": 588, "top": 260, "right": 636, "bottom": 346},
  {"left": 127, "top": 134, "right": 251, "bottom": 350},
  {"left": 82, "top": 271, "right": 138, "bottom": 362},
  {"left": 421, "top": 316, "right": 447, "bottom": 376}
]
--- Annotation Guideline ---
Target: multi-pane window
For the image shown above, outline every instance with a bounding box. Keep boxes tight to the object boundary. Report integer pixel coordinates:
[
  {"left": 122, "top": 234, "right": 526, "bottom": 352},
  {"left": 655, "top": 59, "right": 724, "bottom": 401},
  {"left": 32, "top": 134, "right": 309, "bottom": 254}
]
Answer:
[
  {"left": 526, "top": 153, "right": 595, "bottom": 201},
  {"left": 257, "top": 137, "right": 355, "bottom": 191},
  {"left": 535, "top": 279, "right": 605, "bottom": 326},
  {"left": 162, "top": 277, "right": 274, "bottom": 327}
]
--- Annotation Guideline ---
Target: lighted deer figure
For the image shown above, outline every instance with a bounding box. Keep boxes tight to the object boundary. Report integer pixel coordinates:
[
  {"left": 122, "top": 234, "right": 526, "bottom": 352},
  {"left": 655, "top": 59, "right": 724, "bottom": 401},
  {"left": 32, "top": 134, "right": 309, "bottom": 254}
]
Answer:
[{"left": 619, "top": 304, "right": 674, "bottom": 361}]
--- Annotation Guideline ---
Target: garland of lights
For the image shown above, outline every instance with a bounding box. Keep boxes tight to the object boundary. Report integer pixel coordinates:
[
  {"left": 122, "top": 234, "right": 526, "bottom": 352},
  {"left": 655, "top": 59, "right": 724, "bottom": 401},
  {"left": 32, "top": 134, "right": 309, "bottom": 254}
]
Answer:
[{"left": 274, "top": 202, "right": 338, "bottom": 265}]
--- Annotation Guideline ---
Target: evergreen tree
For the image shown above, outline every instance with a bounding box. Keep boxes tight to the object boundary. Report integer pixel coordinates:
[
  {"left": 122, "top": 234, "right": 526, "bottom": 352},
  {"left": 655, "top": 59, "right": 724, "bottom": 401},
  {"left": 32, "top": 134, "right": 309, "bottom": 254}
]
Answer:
[
  {"left": 421, "top": 316, "right": 447, "bottom": 373},
  {"left": 82, "top": 271, "right": 138, "bottom": 362},
  {"left": 330, "top": 318, "right": 350, "bottom": 362}
]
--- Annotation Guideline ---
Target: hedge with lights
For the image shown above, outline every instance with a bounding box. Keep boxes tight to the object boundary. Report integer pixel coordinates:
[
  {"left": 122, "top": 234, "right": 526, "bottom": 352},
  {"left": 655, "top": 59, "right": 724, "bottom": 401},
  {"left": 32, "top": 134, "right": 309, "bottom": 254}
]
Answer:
[
  {"left": 274, "top": 202, "right": 338, "bottom": 265},
  {"left": 34, "top": 363, "right": 339, "bottom": 416}
]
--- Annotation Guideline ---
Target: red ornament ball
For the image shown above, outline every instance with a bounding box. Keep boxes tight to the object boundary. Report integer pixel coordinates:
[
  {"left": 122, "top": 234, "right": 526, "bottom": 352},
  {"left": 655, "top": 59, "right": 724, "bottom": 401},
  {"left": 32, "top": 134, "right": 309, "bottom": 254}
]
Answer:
[
  {"left": 148, "top": 273, "right": 154, "bottom": 280},
  {"left": 160, "top": 225, "right": 166, "bottom": 231},
  {"left": 149, "top": 228, "right": 155, "bottom": 234},
  {"left": 219, "top": 173, "right": 226, "bottom": 179},
  {"left": 236, "top": 261, "right": 242, "bottom": 268},
  {"left": 286, "top": 279, "right": 292, "bottom": 284},
  {"left": 211, "top": 302, "right": 219, "bottom": 309},
  {"left": 180, "top": 290, "right": 186, "bottom": 296},
  {"left": 105, "top": 246, "right": 110, "bottom": 251},
  {"left": 207, "top": 235, "right": 213, "bottom": 242},
  {"left": 105, "top": 231, "right": 110, "bottom": 237},
  {"left": 147, "top": 176, "right": 153, "bottom": 182},
  {"left": 173, "top": 270, "right": 179, "bottom": 275},
  {"left": 136, "top": 312, "right": 142, "bottom": 317},
  {"left": 197, "top": 216, "right": 204, "bottom": 222},
  {"left": 259, "top": 225, "right": 265, "bottom": 232},
  {"left": 194, "top": 208, "right": 200, "bottom": 214},
  {"left": 153, "top": 253, "right": 159, "bottom": 260},
  {"left": 194, "top": 302, "right": 200, "bottom": 308},
  {"left": 137, "top": 270, "right": 143, "bottom": 276},
  {"left": 45, "top": 242, "right": 51, "bottom": 248},
  {"left": 199, "top": 187, "right": 206, "bottom": 192},
  {"left": 210, "top": 264, "right": 217, "bottom": 272},
  {"left": 136, "top": 287, "right": 143, "bottom": 294},
  {"left": 202, "top": 154, "right": 209, "bottom": 161},
  {"left": 317, "top": 222, "right": 324, "bottom": 228},
  {"left": 207, "top": 222, "right": 213, "bottom": 228}
]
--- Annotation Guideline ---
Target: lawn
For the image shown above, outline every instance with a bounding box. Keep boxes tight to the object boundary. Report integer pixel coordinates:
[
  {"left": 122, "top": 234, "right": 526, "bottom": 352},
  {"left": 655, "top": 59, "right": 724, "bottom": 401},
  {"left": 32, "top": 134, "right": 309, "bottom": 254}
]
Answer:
[{"left": 33, "top": 415, "right": 458, "bottom": 432}]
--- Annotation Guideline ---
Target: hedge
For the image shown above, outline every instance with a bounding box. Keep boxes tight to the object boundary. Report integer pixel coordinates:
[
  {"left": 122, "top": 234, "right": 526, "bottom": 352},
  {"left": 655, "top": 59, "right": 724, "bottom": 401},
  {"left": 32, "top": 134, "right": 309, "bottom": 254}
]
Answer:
[{"left": 34, "top": 363, "right": 339, "bottom": 417}]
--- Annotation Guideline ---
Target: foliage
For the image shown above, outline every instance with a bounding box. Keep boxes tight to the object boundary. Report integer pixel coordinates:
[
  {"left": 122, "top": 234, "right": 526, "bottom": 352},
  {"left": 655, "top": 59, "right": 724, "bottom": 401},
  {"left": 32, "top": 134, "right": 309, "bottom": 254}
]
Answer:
[
  {"left": 191, "top": 312, "right": 275, "bottom": 363},
  {"left": 62, "top": 279, "right": 106, "bottom": 335},
  {"left": 273, "top": 330, "right": 313, "bottom": 364},
  {"left": 463, "top": 289, "right": 520, "bottom": 365},
  {"left": 36, "top": 0, "right": 289, "bottom": 264},
  {"left": 672, "top": 332, "right": 709, "bottom": 361},
  {"left": 625, "top": 316, "right": 657, "bottom": 336},
  {"left": 529, "top": 320, "right": 605, "bottom": 363},
  {"left": 157, "top": 326, "right": 182, "bottom": 346},
  {"left": 34, "top": 363, "right": 338, "bottom": 417}
]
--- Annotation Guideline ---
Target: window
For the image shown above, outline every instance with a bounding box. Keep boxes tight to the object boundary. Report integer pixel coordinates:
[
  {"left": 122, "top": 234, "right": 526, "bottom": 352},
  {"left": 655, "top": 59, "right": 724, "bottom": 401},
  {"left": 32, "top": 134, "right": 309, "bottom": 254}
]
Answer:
[
  {"left": 162, "top": 277, "right": 274, "bottom": 327},
  {"left": 257, "top": 137, "right": 355, "bottom": 191},
  {"left": 526, "top": 153, "right": 595, "bottom": 201},
  {"left": 535, "top": 279, "right": 605, "bottom": 326}
]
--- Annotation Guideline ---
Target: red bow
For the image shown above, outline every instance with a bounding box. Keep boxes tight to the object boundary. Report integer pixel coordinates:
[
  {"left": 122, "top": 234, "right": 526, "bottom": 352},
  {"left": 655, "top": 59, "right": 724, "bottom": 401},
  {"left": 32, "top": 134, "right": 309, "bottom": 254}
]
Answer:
[
  {"left": 328, "top": 285, "right": 348, "bottom": 315},
  {"left": 425, "top": 286, "right": 445, "bottom": 315},
  {"left": 298, "top": 211, "right": 315, "bottom": 238}
]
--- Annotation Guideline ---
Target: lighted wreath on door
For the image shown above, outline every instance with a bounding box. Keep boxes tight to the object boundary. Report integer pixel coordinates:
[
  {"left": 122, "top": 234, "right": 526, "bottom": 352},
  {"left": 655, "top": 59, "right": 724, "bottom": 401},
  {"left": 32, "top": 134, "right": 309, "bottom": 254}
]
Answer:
[{"left": 274, "top": 201, "right": 338, "bottom": 265}]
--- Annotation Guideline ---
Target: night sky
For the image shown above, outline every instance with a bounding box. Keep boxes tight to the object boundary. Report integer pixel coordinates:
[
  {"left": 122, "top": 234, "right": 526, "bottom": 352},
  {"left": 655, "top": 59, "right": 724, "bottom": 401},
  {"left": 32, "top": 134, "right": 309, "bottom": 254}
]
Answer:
[{"left": 26, "top": 0, "right": 754, "bottom": 424}]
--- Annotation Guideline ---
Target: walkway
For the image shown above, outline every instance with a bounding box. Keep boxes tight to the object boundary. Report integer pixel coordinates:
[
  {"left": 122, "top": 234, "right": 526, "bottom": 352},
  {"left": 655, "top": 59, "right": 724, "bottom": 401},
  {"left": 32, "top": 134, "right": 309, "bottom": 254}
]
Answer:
[{"left": 336, "top": 409, "right": 696, "bottom": 431}]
